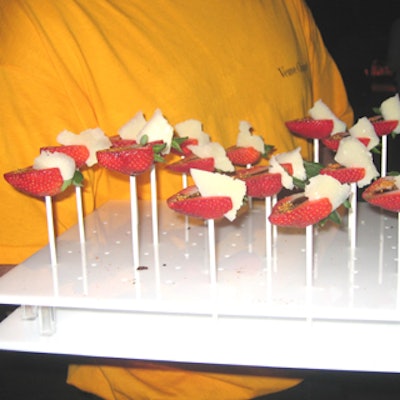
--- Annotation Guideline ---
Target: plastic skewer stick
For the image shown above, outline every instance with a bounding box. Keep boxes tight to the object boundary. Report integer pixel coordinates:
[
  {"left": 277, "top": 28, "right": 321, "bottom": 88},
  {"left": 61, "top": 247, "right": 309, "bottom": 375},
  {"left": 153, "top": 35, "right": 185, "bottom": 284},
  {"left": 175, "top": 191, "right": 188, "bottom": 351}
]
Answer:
[
  {"left": 150, "top": 165, "right": 159, "bottom": 246},
  {"left": 381, "top": 134, "right": 388, "bottom": 177},
  {"left": 75, "top": 185, "right": 86, "bottom": 243},
  {"left": 265, "top": 196, "right": 272, "bottom": 270},
  {"left": 306, "top": 224, "right": 314, "bottom": 288},
  {"left": 349, "top": 182, "right": 357, "bottom": 249},
  {"left": 129, "top": 175, "right": 140, "bottom": 271},
  {"left": 45, "top": 196, "right": 57, "bottom": 267},
  {"left": 397, "top": 211, "right": 400, "bottom": 309},
  {"left": 313, "top": 139, "right": 319, "bottom": 163},
  {"left": 207, "top": 219, "right": 217, "bottom": 285}
]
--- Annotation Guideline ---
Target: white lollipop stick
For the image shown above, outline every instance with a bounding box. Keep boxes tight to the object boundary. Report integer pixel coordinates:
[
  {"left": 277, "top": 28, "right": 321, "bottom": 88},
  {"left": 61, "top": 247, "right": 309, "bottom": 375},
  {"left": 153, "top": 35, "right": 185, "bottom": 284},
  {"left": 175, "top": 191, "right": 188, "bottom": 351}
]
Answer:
[
  {"left": 381, "top": 134, "right": 388, "bottom": 177},
  {"left": 129, "top": 175, "right": 140, "bottom": 271},
  {"left": 313, "top": 139, "right": 319, "bottom": 163},
  {"left": 397, "top": 211, "right": 400, "bottom": 308},
  {"left": 305, "top": 224, "right": 314, "bottom": 288},
  {"left": 247, "top": 163, "right": 253, "bottom": 209},
  {"left": 265, "top": 196, "right": 272, "bottom": 269},
  {"left": 45, "top": 196, "right": 57, "bottom": 266},
  {"left": 182, "top": 172, "right": 188, "bottom": 189},
  {"left": 150, "top": 165, "right": 159, "bottom": 246},
  {"left": 349, "top": 182, "right": 357, "bottom": 249},
  {"left": 207, "top": 219, "right": 217, "bottom": 285},
  {"left": 75, "top": 185, "right": 86, "bottom": 243}
]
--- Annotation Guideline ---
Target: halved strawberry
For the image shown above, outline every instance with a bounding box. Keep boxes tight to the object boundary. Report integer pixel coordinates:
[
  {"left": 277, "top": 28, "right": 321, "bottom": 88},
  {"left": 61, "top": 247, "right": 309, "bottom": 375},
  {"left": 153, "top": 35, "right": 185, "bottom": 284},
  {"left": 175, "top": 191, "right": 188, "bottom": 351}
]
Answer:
[
  {"left": 97, "top": 144, "right": 154, "bottom": 176},
  {"left": 285, "top": 118, "right": 333, "bottom": 139},
  {"left": 167, "top": 185, "right": 233, "bottom": 219},
  {"left": 369, "top": 118, "right": 399, "bottom": 136},
  {"left": 268, "top": 193, "right": 332, "bottom": 228},
  {"left": 321, "top": 132, "right": 370, "bottom": 151},
  {"left": 320, "top": 163, "right": 365, "bottom": 184},
  {"left": 109, "top": 135, "right": 137, "bottom": 148},
  {"left": 235, "top": 166, "right": 282, "bottom": 198},
  {"left": 166, "top": 154, "right": 215, "bottom": 174},
  {"left": 362, "top": 176, "right": 400, "bottom": 212},
  {"left": 4, "top": 167, "right": 65, "bottom": 197},
  {"left": 41, "top": 145, "right": 90, "bottom": 169},
  {"left": 226, "top": 146, "right": 261, "bottom": 166}
]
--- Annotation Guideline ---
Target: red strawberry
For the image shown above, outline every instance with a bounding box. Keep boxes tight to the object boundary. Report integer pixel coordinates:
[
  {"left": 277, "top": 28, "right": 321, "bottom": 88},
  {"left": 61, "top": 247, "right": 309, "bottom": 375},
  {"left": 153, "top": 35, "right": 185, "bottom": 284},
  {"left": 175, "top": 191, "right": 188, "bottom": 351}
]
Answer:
[
  {"left": 235, "top": 166, "right": 282, "bottom": 198},
  {"left": 226, "top": 146, "right": 261, "bottom": 166},
  {"left": 109, "top": 135, "right": 137, "bottom": 148},
  {"left": 285, "top": 118, "right": 334, "bottom": 139},
  {"left": 268, "top": 193, "right": 332, "bottom": 228},
  {"left": 362, "top": 176, "right": 400, "bottom": 212},
  {"left": 370, "top": 118, "right": 399, "bottom": 136},
  {"left": 167, "top": 185, "right": 233, "bottom": 219},
  {"left": 321, "top": 132, "right": 370, "bottom": 151},
  {"left": 4, "top": 167, "right": 65, "bottom": 197},
  {"left": 97, "top": 144, "right": 154, "bottom": 176},
  {"left": 41, "top": 145, "right": 90, "bottom": 169},
  {"left": 166, "top": 154, "right": 215, "bottom": 174},
  {"left": 320, "top": 163, "right": 365, "bottom": 184}
]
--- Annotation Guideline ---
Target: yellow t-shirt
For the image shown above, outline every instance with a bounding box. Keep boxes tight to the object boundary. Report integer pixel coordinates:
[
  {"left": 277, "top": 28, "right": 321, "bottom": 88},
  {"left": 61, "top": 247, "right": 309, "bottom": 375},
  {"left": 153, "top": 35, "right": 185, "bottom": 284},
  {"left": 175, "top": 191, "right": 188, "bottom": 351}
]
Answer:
[{"left": 0, "top": 0, "right": 352, "bottom": 264}]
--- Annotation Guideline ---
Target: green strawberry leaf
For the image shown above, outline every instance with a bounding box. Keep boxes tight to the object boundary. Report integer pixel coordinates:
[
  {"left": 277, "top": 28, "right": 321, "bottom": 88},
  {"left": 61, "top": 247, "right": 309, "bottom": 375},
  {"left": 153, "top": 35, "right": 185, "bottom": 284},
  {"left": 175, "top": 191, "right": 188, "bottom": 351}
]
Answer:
[
  {"left": 371, "top": 144, "right": 381, "bottom": 154},
  {"left": 303, "top": 160, "right": 323, "bottom": 179},
  {"left": 292, "top": 176, "right": 305, "bottom": 190},
  {"left": 72, "top": 170, "right": 84, "bottom": 187},
  {"left": 262, "top": 144, "right": 276, "bottom": 159},
  {"left": 372, "top": 107, "right": 381, "bottom": 115},
  {"left": 171, "top": 136, "right": 188, "bottom": 153},
  {"left": 343, "top": 198, "right": 351, "bottom": 209},
  {"left": 139, "top": 134, "right": 149, "bottom": 146},
  {"left": 318, "top": 210, "right": 342, "bottom": 228},
  {"left": 388, "top": 171, "right": 400, "bottom": 176},
  {"left": 61, "top": 179, "right": 73, "bottom": 192}
]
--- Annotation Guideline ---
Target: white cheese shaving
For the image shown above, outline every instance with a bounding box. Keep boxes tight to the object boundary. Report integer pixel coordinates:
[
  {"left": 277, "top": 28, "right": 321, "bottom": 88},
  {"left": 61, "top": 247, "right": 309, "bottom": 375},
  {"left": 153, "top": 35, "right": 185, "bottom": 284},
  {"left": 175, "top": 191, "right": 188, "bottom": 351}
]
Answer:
[
  {"left": 305, "top": 175, "right": 350, "bottom": 211},
  {"left": 268, "top": 147, "right": 306, "bottom": 189},
  {"left": 57, "top": 128, "right": 111, "bottom": 167},
  {"left": 188, "top": 142, "right": 234, "bottom": 172},
  {"left": 334, "top": 136, "right": 379, "bottom": 188},
  {"left": 33, "top": 150, "right": 76, "bottom": 181},
  {"left": 349, "top": 117, "right": 379, "bottom": 150},
  {"left": 137, "top": 109, "right": 174, "bottom": 154},
  {"left": 174, "top": 119, "right": 211, "bottom": 145},
  {"left": 118, "top": 111, "right": 147, "bottom": 140},
  {"left": 381, "top": 94, "right": 400, "bottom": 133},
  {"left": 236, "top": 121, "right": 265, "bottom": 153},
  {"left": 309, "top": 99, "right": 347, "bottom": 134}
]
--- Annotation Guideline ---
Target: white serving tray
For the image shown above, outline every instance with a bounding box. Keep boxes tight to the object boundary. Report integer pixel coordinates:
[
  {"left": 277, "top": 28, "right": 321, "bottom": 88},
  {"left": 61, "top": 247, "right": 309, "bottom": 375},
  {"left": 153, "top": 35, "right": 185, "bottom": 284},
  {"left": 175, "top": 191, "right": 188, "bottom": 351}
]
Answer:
[{"left": 1, "top": 200, "right": 400, "bottom": 371}]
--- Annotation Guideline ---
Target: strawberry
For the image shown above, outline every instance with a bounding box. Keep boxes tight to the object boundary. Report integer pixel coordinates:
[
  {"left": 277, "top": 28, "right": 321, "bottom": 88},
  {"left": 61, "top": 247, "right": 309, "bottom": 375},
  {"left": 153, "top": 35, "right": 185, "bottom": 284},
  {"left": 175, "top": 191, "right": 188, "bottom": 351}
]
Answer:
[
  {"left": 109, "top": 135, "right": 137, "bottom": 148},
  {"left": 166, "top": 154, "right": 215, "bottom": 174},
  {"left": 226, "top": 146, "right": 261, "bottom": 166},
  {"left": 285, "top": 118, "right": 333, "bottom": 139},
  {"left": 268, "top": 193, "right": 333, "bottom": 228},
  {"left": 369, "top": 117, "right": 399, "bottom": 136},
  {"left": 167, "top": 185, "right": 233, "bottom": 219},
  {"left": 4, "top": 167, "right": 65, "bottom": 197},
  {"left": 362, "top": 176, "right": 400, "bottom": 212},
  {"left": 97, "top": 144, "right": 154, "bottom": 175},
  {"left": 320, "top": 163, "right": 365, "bottom": 184},
  {"left": 235, "top": 166, "right": 282, "bottom": 198},
  {"left": 41, "top": 145, "right": 90, "bottom": 169},
  {"left": 321, "top": 132, "right": 370, "bottom": 151}
]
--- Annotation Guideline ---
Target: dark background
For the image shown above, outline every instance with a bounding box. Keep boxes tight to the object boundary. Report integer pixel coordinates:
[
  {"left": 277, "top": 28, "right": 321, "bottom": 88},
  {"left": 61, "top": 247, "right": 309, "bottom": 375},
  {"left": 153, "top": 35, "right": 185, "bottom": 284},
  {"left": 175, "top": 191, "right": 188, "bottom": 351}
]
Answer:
[{"left": 307, "top": 0, "right": 399, "bottom": 117}]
